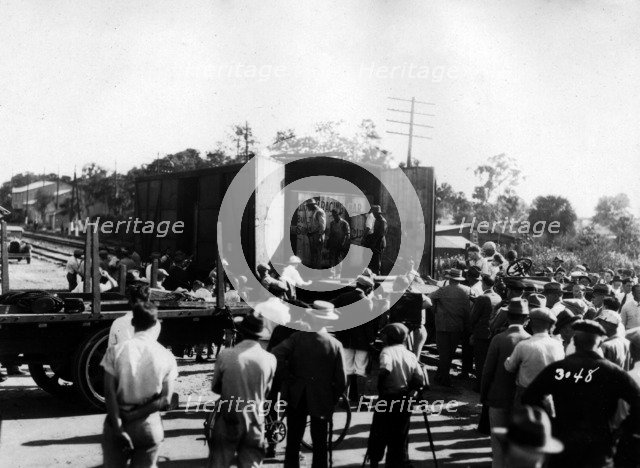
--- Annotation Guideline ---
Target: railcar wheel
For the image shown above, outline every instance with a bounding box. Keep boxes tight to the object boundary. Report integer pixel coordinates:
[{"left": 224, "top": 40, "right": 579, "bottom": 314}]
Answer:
[
  {"left": 74, "top": 327, "right": 110, "bottom": 410},
  {"left": 28, "top": 362, "right": 75, "bottom": 397}
]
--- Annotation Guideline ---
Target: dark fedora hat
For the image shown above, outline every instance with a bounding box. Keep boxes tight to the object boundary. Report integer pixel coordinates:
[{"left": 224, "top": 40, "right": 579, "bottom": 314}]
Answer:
[
  {"left": 525, "top": 293, "right": 547, "bottom": 309},
  {"left": 592, "top": 283, "right": 612, "bottom": 296},
  {"left": 234, "top": 313, "right": 265, "bottom": 339},
  {"left": 543, "top": 282, "right": 563, "bottom": 293},
  {"left": 553, "top": 310, "right": 579, "bottom": 334},
  {"left": 466, "top": 266, "right": 482, "bottom": 280},
  {"left": 493, "top": 405, "right": 563, "bottom": 454},
  {"left": 369, "top": 205, "right": 382, "bottom": 215},
  {"left": 504, "top": 297, "right": 530, "bottom": 316}
]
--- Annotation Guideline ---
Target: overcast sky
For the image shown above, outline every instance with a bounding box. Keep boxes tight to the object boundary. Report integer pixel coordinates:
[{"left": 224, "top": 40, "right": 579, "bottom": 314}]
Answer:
[{"left": 1, "top": 0, "right": 639, "bottom": 218}]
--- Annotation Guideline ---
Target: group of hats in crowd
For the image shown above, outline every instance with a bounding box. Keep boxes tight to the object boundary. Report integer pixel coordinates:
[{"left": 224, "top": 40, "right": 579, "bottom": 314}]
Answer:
[{"left": 502, "top": 294, "right": 608, "bottom": 337}]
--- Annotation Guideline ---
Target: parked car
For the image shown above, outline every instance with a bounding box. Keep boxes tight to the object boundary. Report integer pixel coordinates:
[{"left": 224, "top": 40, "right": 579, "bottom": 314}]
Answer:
[{"left": 6, "top": 225, "right": 31, "bottom": 264}]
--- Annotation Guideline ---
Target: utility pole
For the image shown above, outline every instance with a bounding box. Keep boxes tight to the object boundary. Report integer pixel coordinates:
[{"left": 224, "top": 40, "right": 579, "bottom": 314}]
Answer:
[
  {"left": 25, "top": 173, "right": 30, "bottom": 224},
  {"left": 55, "top": 166, "right": 60, "bottom": 231},
  {"left": 386, "top": 97, "right": 435, "bottom": 167},
  {"left": 244, "top": 121, "right": 250, "bottom": 162}
]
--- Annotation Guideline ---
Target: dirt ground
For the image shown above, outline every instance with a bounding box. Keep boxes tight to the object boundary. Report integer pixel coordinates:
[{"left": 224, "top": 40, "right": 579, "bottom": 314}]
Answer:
[
  {"left": 5, "top": 258, "right": 68, "bottom": 291},
  {"left": 0, "top": 258, "right": 491, "bottom": 467},
  {"left": 0, "top": 350, "right": 490, "bottom": 467}
]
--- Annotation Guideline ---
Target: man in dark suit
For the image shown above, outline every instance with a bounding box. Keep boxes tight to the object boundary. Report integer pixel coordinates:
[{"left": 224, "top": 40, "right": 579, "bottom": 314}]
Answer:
[
  {"left": 363, "top": 205, "right": 387, "bottom": 275},
  {"left": 333, "top": 275, "right": 376, "bottom": 402},
  {"left": 522, "top": 320, "right": 640, "bottom": 468},
  {"left": 272, "top": 301, "right": 347, "bottom": 468},
  {"left": 480, "top": 298, "right": 531, "bottom": 468},
  {"left": 470, "top": 274, "right": 502, "bottom": 390}
]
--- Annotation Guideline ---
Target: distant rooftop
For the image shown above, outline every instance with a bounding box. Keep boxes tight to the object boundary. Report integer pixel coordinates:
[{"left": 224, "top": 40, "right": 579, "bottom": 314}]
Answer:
[{"left": 11, "top": 180, "right": 55, "bottom": 194}]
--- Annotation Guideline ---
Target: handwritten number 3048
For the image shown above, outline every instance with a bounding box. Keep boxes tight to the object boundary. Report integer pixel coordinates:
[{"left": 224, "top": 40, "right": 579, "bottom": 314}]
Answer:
[{"left": 554, "top": 367, "right": 599, "bottom": 383}]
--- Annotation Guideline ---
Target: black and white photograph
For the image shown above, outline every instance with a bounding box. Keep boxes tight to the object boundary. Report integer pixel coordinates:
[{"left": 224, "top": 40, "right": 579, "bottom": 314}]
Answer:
[{"left": 1, "top": 1, "right": 640, "bottom": 467}]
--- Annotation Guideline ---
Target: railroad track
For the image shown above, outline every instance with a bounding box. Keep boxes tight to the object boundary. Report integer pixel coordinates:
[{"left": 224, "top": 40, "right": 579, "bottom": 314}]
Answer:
[
  {"left": 22, "top": 231, "right": 134, "bottom": 267},
  {"left": 23, "top": 231, "right": 84, "bottom": 249},
  {"left": 30, "top": 244, "right": 68, "bottom": 266}
]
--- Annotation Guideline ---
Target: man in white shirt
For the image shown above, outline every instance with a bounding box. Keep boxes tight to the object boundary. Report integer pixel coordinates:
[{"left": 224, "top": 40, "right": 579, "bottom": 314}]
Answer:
[
  {"left": 505, "top": 307, "right": 565, "bottom": 409},
  {"left": 72, "top": 268, "right": 118, "bottom": 294},
  {"left": 280, "top": 256, "right": 311, "bottom": 299},
  {"left": 101, "top": 302, "right": 177, "bottom": 467},
  {"left": 467, "top": 245, "right": 491, "bottom": 276},
  {"left": 621, "top": 284, "right": 640, "bottom": 330},
  {"left": 109, "top": 285, "right": 160, "bottom": 347}
]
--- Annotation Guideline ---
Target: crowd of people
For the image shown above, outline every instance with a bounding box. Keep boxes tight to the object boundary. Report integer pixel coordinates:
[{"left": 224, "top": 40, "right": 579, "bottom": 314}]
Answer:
[{"left": 67, "top": 234, "right": 640, "bottom": 467}]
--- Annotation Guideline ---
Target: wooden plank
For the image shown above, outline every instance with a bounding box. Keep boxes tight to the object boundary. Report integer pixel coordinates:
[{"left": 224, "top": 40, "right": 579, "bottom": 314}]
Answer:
[
  {"left": 118, "top": 264, "right": 127, "bottom": 296},
  {"left": 1, "top": 221, "right": 9, "bottom": 294},
  {"left": 216, "top": 221, "right": 225, "bottom": 307},
  {"left": 91, "top": 228, "right": 101, "bottom": 315},
  {"left": 83, "top": 227, "right": 92, "bottom": 293},
  {"left": 150, "top": 259, "right": 158, "bottom": 288},
  {"left": 0, "top": 304, "right": 252, "bottom": 323}
]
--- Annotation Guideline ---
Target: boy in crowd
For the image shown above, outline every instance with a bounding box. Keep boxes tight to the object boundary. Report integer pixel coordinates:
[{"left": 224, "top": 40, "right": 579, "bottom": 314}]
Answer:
[{"left": 366, "top": 323, "right": 428, "bottom": 468}]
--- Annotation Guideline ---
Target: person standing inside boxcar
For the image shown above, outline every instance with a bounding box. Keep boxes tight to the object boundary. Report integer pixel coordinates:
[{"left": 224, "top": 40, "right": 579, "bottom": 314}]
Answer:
[
  {"left": 305, "top": 199, "right": 326, "bottom": 269},
  {"left": 363, "top": 205, "right": 387, "bottom": 275},
  {"left": 326, "top": 209, "right": 351, "bottom": 279}
]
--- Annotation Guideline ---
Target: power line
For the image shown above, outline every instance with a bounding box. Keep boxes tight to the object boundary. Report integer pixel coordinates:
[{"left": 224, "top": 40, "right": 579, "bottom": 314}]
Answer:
[{"left": 386, "top": 97, "right": 435, "bottom": 167}]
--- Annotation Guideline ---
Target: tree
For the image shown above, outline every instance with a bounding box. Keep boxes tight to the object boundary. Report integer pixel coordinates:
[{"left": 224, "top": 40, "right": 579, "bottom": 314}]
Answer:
[
  {"left": 436, "top": 182, "right": 473, "bottom": 223},
  {"left": 78, "top": 163, "right": 114, "bottom": 215},
  {"left": 205, "top": 148, "right": 233, "bottom": 167},
  {"left": 34, "top": 188, "right": 54, "bottom": 222},
  {"left": 592, "top": 193, "right": 631, "bottom": 229},
  {"left": 472, "top": 153, "right": 523, "bottom": 203},
  {"left": 528, "top": 195, "right": 577, "bottom": 240},
  {"left": 611, "top": 215, "right": 640, "bottom": 257},
  {"left": 268, "top": 120, "right": 393, "bottom": 167},
  {"left": 231, "top": 123, "right": 257, "bottom": 162},
  {"left": 273, "top": 129, "right": 296, "bottom": 146},
  {"left": 470, "top": 153, "right": 525, "bottom": 224}
]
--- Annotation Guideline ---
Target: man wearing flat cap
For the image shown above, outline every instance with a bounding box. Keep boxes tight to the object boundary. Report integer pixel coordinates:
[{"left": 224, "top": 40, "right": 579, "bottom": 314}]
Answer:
[
  {"left": 523, "top": 320, "right": 640, "bottom": 468},
  {"left": 65, "top": 248, "right": 85, "bottom": 291},
  {"left": 597, "top": 310, "right": 631, "bottom": 370},
  {"left": 481, "top": 298, "right": 531, "bottom": 467},
  {"left": 505, "top": 307, "right": 565, "bottom": 409},
  {"left": 366, "top": 323, "right": 427, "bottom": 468}
]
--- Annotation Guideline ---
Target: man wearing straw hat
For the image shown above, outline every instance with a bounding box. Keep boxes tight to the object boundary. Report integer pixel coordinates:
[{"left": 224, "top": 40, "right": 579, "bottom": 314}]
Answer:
[{"left": 272, "top": 301, "right": 347, "bottom": 468}]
